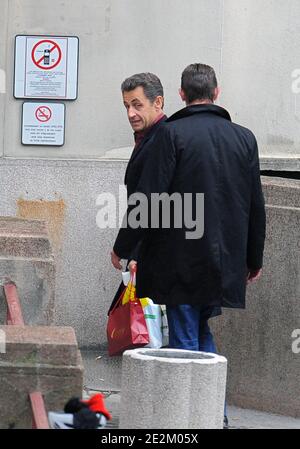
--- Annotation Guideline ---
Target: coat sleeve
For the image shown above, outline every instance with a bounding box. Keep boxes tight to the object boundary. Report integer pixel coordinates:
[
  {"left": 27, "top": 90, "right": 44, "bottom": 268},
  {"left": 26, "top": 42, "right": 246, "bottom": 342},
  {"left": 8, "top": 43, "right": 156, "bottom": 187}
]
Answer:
[
  {"left": 247, "top": 137, "right": 266, "bottom": 270},
  {"left": 129, "top": 240, "right": 142, "bottom": 262},
  {"left": 113, "top": 125, "right": 177, "bottom": 259}
]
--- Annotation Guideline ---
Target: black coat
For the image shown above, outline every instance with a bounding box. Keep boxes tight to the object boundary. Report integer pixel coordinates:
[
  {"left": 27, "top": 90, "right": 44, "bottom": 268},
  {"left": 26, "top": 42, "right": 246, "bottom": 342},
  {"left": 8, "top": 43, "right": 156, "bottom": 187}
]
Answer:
[
  {"left": 108, "top": 116, "right": 167, "bottom": 314},
  {"left": 122, "top": 115, "right": 168, "bottom": 260},
  {"left": 114, "top": 104, "right": 266, "bottom": 309}
]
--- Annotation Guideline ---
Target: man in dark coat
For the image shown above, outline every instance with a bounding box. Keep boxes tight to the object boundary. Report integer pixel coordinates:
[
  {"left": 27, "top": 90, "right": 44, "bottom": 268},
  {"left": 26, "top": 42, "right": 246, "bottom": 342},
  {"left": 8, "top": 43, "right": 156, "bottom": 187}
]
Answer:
[
  {"left": 112, "top": 64, "right": 266, "bottom": 426},
  {"left": 109, "top": 72, "right": 167, "bottom": 313},
  {"left": 112, "top": 63, "right": 266, "bottom": 353}
]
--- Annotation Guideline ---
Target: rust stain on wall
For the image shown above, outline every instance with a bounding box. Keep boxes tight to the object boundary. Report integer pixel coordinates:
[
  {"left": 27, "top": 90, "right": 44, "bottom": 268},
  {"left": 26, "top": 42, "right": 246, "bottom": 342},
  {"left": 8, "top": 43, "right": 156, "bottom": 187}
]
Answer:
[{"left": 16, "top": 199, "right": 66, "bottom": 258}]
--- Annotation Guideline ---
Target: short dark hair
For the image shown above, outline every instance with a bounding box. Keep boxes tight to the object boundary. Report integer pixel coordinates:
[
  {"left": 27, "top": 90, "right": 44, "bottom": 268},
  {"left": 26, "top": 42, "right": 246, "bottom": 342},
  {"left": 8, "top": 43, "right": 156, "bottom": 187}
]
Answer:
[
  {"left": 181, "top": 63, "right": 218, "bottom": 103},
  {"left": 121, "top": 72, "right": 164, "bottom": 103}
]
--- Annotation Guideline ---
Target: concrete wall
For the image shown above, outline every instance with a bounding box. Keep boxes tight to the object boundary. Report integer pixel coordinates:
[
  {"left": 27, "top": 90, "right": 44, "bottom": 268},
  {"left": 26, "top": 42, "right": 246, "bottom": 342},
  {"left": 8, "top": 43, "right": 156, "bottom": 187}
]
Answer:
[
  {"left": 0, "top": 325, "right": 83, "bottom": 429},
  {"left": 0, "top": 0, "right": 299, "bottom": 164},
  {"left": 211, "top": 177, "right": 300, "bottom": 417},
  {"left": 0, "top": 217, "right": 56, "bottom": 325},
  {"left": 0, "top": 158, "right": 126, "bottom": 347},
  {"left": 222, "top": 0, "right": 300, "bottom": 169},
  {"left": 1, "top": 0, "right": 223, "bottom": 159},
  {"left": 0, "top": 1, "right": 299, "bottom": 353}
]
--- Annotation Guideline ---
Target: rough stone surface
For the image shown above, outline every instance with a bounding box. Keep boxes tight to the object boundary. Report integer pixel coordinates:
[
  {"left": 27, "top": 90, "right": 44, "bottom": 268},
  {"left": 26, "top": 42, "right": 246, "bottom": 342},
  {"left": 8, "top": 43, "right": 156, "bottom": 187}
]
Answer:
[
  {"left": 211, "top": 203, "right": 300, "bottom": 417},
  {"left": 0, "top": 217, "right": 55, "bottom": 325},
  {"left": 120, "top": 348, "right": 227, "bottom": 429},
  {"left": 260, "top": 157, "right": 300, "bottom": 172},
  {"left": 0, "top": 158, "right": 126, "bottom": 345},
  {"left": 0, "top": 325, "right": 79, "bottom": 365},
  {"left": 262, "top": 176, "right": 300, "bottom": 207},
  {"left": 0, "top": 166, "right": 297, "bottom": 348},
  {"left": 0, "top": 217, "right": 51, "bottom": 258},
  {"left": 0, "top": 325, "right": 83, "bottom": 429}
]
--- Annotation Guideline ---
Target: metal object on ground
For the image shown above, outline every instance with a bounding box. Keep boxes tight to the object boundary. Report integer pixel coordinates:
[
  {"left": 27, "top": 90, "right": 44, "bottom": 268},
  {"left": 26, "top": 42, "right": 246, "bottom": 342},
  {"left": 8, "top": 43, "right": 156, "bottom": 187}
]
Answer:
[
  {"left": 3, "top": 283, "right": 25, "bottom": 326},
  {"left": 29, "top": 392, "right": 50, "bottom": 429}
]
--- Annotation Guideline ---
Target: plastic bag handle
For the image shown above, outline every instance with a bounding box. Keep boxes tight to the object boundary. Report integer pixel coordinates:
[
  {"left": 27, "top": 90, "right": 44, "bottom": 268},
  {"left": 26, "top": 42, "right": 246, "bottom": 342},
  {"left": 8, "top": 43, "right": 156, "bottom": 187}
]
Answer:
[
  {"left": 127, "top": 264, "right": 136, "bottom": 300},
  {"left": 109, "top": 265, "right": 137, "bottom": 314},
  {"left": 129, "top": 264, "right": 136, "bottom": 285}
]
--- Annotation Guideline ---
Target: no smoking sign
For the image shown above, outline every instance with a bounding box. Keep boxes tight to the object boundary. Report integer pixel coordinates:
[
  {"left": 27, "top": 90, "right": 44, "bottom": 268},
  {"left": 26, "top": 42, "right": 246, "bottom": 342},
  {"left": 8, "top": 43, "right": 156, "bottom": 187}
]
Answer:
[{"left": 22, "top": 102, "right": 65, "bottom": 146}]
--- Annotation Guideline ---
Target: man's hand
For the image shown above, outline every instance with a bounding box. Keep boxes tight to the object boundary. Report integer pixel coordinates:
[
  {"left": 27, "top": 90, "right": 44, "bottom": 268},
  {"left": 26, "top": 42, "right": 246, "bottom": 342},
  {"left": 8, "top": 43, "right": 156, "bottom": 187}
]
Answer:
[
  {"left": 128, "top": 260, "right": 137, "bottom": 273},
  {"left": 111, "top": 250, "right": 122, "bottom": 270},
  {"left": 247, "top": 268, "right": 262, "bottom": 284}
]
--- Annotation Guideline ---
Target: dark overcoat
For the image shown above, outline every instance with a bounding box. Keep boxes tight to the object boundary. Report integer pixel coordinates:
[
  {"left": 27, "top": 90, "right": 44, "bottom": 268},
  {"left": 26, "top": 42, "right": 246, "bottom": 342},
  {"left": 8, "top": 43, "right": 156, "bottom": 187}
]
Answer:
[
  {"left": 108, "top": 117, "right": 167, "bottom": 314},
  {"left": 114, "top": 104, "right": 266, "bottom": 309}
]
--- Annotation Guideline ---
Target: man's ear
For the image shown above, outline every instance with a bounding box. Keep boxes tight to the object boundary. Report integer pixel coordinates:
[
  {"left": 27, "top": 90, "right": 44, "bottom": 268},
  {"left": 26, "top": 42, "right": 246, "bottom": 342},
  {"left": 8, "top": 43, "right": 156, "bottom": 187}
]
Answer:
[
  {"left": 154, "top": 95, "right": 164, "bottom": 110},
  {"left": 179, "top": 88, "right": 186, "bottom": 102},
  {"left": 213, "top": 86, "right": 221, "bottom": 102}
]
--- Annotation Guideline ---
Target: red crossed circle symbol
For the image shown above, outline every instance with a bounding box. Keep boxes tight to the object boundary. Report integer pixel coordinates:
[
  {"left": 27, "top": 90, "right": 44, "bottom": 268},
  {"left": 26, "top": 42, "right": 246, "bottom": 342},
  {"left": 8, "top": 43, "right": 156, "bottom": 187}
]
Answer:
[
  {"left": 35, "top": 106, "right": 52, "bottom": 122},
  {"left": 31, "top": 39, "right": 62, "bottom": 70}
]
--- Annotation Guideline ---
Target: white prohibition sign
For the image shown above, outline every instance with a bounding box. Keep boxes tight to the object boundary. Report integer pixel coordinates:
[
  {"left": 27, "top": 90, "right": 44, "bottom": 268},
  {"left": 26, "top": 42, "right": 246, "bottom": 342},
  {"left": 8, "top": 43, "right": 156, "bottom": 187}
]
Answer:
[{"left": 14, "top": 35, "right": 79, "bottom": 99}]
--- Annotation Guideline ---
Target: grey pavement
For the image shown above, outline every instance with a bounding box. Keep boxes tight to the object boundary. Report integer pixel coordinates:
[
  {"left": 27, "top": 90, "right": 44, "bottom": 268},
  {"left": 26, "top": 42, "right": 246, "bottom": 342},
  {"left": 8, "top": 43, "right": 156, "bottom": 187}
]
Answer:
[{"left": 81, "top": 349, "right": 300, "bottom": 430}]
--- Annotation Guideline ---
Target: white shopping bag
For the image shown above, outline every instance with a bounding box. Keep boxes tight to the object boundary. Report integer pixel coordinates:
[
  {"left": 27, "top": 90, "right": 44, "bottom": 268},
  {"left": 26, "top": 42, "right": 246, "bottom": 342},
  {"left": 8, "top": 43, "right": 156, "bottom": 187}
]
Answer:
[
  {"left": 160, "top": 305, "right": 169, "bottom": 347},
  {"left": 121, "top": 272, "right": 168, "bottom": 348},
  {"left": 122, "top": 271, "right": 134, "bottom": 286},
  {"left": 140, "top": 298, "right": 162, "bottom": 349}
]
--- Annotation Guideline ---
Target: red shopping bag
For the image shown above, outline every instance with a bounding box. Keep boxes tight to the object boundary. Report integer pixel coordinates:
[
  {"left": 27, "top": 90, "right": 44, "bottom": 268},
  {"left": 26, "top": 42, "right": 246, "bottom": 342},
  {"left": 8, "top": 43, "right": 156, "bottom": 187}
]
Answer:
[{"left": 107, "top": 271, "right": 149, "bottom": 356}]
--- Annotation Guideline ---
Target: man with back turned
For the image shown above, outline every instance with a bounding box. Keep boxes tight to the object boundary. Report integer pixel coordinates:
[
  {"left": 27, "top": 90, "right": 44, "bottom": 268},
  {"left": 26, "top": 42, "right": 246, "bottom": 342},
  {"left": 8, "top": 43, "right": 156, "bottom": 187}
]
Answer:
[{"left": 112, "top": 64, "right": 266, "bottom": 428}]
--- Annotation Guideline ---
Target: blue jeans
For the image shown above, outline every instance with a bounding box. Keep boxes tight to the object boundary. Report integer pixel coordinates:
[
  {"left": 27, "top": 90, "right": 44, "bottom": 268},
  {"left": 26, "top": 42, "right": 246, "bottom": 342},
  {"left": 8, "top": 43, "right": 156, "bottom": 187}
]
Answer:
[
  {"left": 166, "top": 304, "right": 227, "bottom": 417},
  {"left": 166, "top": 304, "right": 217, "bottom": 351}
]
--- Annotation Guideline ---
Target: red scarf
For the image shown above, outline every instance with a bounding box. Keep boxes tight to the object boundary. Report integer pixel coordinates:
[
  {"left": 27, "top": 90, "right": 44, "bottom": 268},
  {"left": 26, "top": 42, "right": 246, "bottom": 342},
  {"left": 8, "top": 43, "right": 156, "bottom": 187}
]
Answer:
[{"left": 134, "top": 113, "right": 166, "bottom": 148}]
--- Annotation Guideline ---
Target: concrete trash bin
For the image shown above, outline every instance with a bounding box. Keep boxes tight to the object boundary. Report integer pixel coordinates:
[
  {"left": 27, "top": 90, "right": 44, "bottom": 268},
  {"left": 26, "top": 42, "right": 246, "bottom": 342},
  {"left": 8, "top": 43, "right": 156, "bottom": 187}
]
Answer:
[{"left": 120, "top": 348, "right": 227, "bottom": 429}]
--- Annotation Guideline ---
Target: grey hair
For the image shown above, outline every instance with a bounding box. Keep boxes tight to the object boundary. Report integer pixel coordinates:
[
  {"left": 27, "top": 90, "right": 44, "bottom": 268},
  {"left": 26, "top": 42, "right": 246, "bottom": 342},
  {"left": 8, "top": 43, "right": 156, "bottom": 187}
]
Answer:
[{"left": 121, "top": 72, "right": 164, "bottom": 103}]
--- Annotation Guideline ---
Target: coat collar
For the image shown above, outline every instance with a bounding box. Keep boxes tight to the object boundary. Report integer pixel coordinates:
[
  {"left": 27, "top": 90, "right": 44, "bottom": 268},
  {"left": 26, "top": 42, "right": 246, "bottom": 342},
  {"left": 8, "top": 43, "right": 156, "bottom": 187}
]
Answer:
[
  {"left": 129, "top": 115, "right": 167, "bottom": 163},
  {"left": 124, "top": 115, "right": 167, "bottom": 185},
  {"left": 166, "top": 104, "right": 231, "bottom": 123}
]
